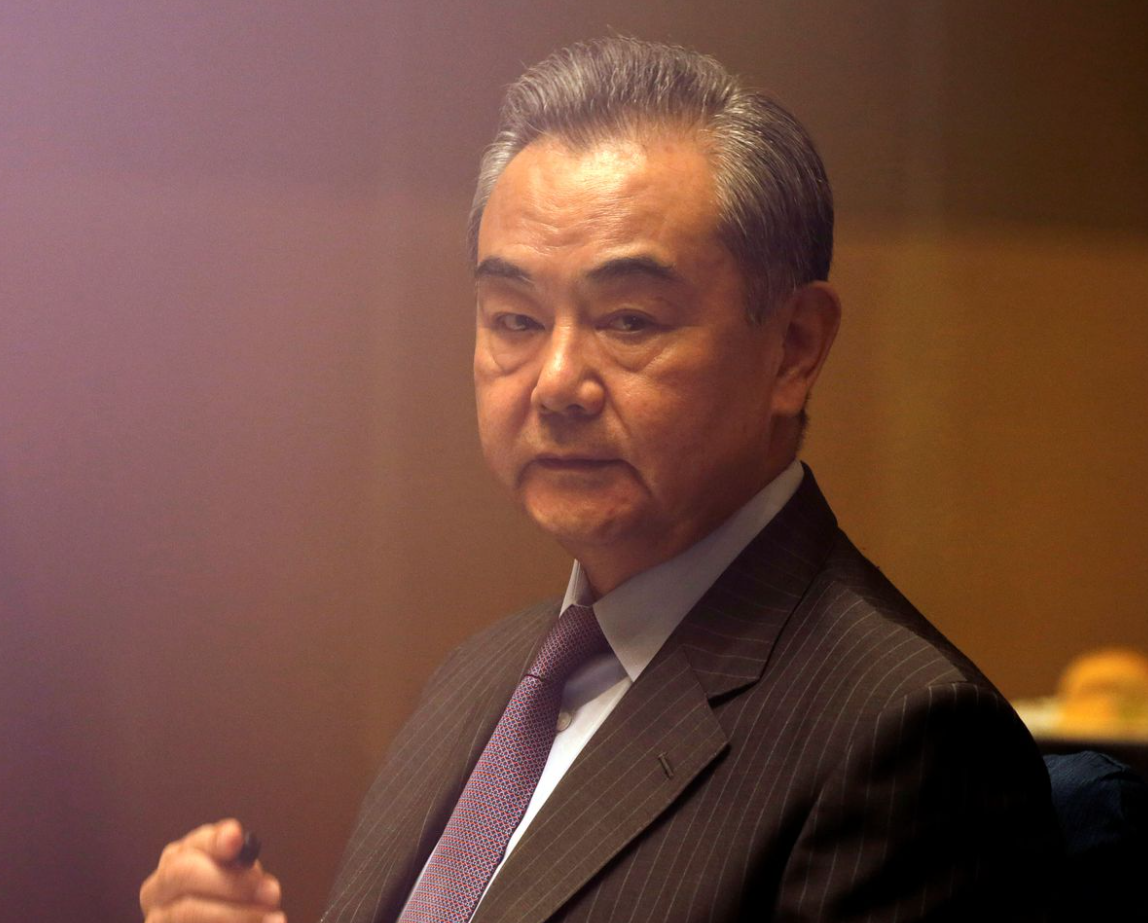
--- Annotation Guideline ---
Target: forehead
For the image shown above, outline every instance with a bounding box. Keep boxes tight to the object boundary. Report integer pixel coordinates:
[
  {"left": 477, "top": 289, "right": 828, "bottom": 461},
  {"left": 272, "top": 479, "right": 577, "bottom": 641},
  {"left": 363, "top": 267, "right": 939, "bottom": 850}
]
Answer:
[{"left": 477, "top": 133, "right": 725, "bottom": 265}]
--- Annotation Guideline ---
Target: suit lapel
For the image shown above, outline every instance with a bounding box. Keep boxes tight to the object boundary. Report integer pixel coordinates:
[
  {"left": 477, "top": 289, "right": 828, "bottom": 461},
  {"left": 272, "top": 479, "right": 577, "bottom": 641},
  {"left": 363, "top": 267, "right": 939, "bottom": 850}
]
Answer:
[
  {"left": 674, "top": 466, "right": 838, "bottom": 699},
  {"left": 472, "top": 645, "right": 727, "bottom": 923},
  {"left": 472, "top": 469, "right": 840, "bottom": 923},
  {"left": 321, "top": 603, "right": 557, "bottom": 923}
]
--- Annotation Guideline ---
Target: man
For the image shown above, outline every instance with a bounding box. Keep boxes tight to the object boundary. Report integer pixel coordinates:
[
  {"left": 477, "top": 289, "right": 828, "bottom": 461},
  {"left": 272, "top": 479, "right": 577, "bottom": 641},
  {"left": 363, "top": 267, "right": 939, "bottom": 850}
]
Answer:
[{"left": 141, "top": 37, "right": 1058, "bottom": 923}]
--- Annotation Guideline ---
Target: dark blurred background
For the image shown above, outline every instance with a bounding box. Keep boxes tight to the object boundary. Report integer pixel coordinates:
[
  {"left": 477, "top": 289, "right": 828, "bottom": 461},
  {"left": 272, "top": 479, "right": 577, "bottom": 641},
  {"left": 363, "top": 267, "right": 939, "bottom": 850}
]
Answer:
[{"left": 1, "top": 2, "right": 1145, "bottom": 920}]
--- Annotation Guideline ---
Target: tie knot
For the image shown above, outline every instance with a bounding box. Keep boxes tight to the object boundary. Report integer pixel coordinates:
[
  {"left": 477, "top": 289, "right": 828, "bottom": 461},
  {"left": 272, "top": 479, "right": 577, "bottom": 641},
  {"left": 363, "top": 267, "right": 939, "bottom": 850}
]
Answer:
[{"left": 528, "top": 604, "right": 609, "bottom": 684}]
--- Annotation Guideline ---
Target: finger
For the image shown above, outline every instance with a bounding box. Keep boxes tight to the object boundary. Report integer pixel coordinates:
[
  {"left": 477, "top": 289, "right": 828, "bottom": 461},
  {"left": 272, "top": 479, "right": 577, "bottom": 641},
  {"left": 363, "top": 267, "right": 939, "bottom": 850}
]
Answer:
[
  {"left": 143, "top": 843, "right": 280, "bottom": 911},
  {"left": 170, "top": 819, "right": 246, "bottom": 864},
  {"left": 208, "top": 819, "right": 245, "bottom": 864},
  {"left": 145, "top": 894, "right": 286, "bottom": 923},
  {"left": 140, "top": 823, "right": 228, "bottom": 914},
  {"left": 176, "top": 820, "right": 237, "bottom": 855}
]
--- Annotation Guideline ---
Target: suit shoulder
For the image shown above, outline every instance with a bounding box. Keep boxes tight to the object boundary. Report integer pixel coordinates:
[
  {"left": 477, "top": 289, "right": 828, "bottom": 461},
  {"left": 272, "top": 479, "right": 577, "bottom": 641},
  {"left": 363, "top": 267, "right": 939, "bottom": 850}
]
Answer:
[
  {"left": 423, "top": 597, "right": 558, "bottom": 691},
  {"left": 453, "top": 597, "right": 558, "bottom": 656},
  {"left": 783, "top": 529, "right": 1003, "bottom": 711}
]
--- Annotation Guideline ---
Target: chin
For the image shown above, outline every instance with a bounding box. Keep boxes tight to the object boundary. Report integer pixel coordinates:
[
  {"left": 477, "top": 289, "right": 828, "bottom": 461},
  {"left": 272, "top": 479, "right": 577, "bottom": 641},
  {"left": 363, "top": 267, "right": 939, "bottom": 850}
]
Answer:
[{"left": 523, "top": 498, "right": 638, "bottom": 550}]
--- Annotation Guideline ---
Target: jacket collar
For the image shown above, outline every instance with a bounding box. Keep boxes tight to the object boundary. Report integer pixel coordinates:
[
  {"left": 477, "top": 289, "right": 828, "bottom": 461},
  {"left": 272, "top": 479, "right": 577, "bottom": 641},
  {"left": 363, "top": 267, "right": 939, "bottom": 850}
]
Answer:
[
  {"left": 472, "top": 466, "right": 839, "bottom": 923},
  {"left": 670, "top": 463, "right": 839, "bottom": 699}
]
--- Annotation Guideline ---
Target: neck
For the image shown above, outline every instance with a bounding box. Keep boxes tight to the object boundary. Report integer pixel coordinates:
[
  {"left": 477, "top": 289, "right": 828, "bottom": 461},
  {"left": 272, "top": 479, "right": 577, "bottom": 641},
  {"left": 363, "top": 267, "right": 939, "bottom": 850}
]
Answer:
[{"left": 575, "top": 453, "right": 798, "bottom": 598}]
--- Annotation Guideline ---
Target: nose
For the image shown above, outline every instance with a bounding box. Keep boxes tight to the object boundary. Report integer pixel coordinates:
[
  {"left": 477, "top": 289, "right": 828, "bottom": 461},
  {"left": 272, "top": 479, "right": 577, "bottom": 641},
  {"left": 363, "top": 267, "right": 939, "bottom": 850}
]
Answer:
[{"left": 531, "top": 322, "right": 605, "bottom": 417}]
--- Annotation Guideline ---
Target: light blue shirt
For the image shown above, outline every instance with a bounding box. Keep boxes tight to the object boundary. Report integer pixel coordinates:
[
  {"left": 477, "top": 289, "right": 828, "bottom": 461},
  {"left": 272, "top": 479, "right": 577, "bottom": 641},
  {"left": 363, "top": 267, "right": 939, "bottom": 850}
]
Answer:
[
  {"left": 405, "top": 459, "right": 805, "bottom": 917},
  {"left": 496, "top": 458, "right": 805, "bottom": 871}
]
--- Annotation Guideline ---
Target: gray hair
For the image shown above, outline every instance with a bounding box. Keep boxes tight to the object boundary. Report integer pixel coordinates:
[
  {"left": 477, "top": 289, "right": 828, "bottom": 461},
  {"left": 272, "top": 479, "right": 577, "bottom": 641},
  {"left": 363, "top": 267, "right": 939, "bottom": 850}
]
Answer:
[{"left": 467, "top": 36, "right": 834, "bottom": 321}]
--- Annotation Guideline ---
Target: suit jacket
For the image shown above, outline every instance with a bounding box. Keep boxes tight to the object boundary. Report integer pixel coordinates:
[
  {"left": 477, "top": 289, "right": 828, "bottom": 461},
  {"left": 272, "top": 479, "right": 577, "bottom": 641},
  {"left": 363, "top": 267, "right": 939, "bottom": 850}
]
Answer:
[{"left": 321, "top": 469, "right": 1059, "bottom": 923}]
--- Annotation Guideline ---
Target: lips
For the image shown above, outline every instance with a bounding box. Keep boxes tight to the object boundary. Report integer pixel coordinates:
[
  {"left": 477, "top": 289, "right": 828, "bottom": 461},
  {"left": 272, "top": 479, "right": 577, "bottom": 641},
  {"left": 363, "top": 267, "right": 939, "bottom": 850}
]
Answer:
[
  {"left": 534, "top": 455, "right": 619, "bottom": 469},
  {"left": 530, "top": 451, "right": 625, "bottom": 474}
]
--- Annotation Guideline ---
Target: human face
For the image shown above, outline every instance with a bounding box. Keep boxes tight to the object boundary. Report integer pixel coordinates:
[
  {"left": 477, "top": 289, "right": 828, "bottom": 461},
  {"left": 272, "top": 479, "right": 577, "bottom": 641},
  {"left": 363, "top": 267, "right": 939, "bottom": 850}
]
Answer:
[{"left": 474, "top": 135, "right": 792, "bottom": 593}]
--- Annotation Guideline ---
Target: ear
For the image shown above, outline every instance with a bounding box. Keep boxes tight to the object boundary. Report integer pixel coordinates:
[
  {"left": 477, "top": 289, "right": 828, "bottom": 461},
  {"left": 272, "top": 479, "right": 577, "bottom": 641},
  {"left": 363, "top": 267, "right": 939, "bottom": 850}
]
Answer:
[{"left": 769, "top": 281, "right": 841, "bottom": 418}]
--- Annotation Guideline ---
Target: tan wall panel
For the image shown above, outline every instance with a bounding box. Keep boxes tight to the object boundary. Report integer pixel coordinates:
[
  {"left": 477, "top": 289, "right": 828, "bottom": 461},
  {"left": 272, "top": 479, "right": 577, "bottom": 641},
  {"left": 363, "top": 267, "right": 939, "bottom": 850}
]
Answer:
[{"left": 813, "top": 221, "right": 1148, "bottom": 698}]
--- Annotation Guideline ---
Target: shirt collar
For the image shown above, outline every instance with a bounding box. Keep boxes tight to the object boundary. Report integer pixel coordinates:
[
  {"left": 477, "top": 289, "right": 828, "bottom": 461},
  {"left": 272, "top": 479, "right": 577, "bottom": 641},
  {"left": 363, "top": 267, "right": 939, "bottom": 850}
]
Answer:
[{"left": 561, "top": 459, "right": 804, "bottom": 682}]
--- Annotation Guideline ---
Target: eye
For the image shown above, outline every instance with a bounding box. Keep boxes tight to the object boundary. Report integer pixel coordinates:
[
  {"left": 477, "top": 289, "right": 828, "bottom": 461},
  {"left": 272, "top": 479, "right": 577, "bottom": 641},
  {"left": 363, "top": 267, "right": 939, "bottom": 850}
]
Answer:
[
  {"left": 604, "top": 312, "right": 655, "bottom": 333},
  {"left": 494, "top": 313, "right": 543, "bottom": 333}
]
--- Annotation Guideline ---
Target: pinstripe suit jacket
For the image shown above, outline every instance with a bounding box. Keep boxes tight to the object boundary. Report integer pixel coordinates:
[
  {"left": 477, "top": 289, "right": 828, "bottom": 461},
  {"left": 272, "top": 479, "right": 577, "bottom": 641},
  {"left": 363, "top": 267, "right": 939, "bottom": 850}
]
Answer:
[{"left": 321, "top": 470, "right": 1058, "bottom": 923}]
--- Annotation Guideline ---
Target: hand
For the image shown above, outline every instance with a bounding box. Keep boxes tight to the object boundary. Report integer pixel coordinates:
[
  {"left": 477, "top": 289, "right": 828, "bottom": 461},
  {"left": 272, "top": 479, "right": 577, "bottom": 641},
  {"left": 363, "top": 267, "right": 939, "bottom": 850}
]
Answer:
[{"left": 140, "top": 819, "right": 285, "bottom": 923}]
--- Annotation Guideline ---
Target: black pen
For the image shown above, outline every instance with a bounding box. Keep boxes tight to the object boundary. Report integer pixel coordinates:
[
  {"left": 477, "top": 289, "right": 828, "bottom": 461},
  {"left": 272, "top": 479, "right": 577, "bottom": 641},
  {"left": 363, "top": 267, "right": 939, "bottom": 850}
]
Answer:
[{"left": 232, "top": 830, "right": 262, "bottom": 868}]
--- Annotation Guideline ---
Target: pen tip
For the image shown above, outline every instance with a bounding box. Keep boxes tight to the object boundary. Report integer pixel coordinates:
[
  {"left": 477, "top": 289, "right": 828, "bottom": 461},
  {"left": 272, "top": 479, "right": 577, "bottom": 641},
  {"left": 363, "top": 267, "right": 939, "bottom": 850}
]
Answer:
[{"left": 235, "top": 830, "right": 262, "bottom": 867}]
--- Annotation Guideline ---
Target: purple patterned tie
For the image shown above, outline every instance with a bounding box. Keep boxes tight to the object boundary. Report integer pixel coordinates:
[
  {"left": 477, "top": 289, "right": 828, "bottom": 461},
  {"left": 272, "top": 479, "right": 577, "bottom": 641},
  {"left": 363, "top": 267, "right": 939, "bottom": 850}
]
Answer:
[{"left": 400, "top": 604, "right": 608, "bottom": 923}]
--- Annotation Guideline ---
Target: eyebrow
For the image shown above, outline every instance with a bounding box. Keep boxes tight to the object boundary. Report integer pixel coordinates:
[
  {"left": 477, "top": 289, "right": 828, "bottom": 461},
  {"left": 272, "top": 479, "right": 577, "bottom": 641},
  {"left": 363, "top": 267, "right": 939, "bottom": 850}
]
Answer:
[
  {"left": 474, "top": 257, "right": 531, "bottom": 283},
  {"left": 586, "top": 255, "right": 681, "bottom": 285},
  {"left": 473, "top": 254, "right": 681, "bottom": 286}
]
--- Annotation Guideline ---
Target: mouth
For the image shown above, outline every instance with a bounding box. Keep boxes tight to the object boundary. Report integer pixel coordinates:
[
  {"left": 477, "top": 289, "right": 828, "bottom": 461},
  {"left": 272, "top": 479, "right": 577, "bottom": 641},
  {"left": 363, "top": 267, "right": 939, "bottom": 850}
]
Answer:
[{"left": 532, "top": 454, "right": 621, "bottom": 471}]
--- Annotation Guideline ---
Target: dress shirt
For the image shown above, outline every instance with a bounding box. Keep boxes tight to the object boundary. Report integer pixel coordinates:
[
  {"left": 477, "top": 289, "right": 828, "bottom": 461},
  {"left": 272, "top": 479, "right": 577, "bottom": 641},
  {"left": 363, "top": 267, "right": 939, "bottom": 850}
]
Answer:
[
  {"left": 506, "top": 457, "right": 804, "bottom": 861},
  {"left": 405, "top": 459, "right": 804, "bottom": 918}
]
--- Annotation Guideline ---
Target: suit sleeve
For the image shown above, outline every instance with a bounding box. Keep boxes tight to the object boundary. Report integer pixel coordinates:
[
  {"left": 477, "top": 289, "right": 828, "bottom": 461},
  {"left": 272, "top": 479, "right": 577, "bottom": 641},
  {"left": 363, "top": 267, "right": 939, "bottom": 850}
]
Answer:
[{"left": 774, "top": 681, "right": 1061, "bottom": 922}]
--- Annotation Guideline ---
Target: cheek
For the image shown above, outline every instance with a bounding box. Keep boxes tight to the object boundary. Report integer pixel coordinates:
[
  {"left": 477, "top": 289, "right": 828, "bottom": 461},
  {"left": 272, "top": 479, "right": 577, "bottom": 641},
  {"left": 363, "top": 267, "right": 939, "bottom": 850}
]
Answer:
[
  {"left": 614, "top": 377, "right": 716, "bottom": 468},
  {"left": 475, "top": 379, "right": 529, "bottom": 470},
  {"left": 619, "top": 369, "right": 767, "bottom": 480}
]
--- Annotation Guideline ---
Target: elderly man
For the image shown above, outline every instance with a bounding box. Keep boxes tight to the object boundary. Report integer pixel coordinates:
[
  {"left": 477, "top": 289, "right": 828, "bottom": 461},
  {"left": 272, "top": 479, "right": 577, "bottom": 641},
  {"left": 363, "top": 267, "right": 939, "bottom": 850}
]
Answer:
[{"left": 141, "top": 37, "right": 1057, "bottom": 923}]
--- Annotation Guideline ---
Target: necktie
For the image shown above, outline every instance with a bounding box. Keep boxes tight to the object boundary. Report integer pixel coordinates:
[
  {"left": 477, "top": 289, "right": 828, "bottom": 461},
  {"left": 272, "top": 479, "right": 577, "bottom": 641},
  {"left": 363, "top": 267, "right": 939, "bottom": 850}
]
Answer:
[{"left": 400, "top": 604, "right": 609, "bottom": 923}]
